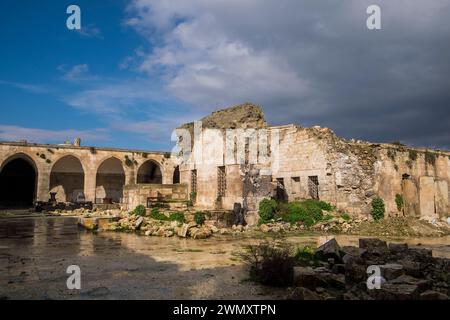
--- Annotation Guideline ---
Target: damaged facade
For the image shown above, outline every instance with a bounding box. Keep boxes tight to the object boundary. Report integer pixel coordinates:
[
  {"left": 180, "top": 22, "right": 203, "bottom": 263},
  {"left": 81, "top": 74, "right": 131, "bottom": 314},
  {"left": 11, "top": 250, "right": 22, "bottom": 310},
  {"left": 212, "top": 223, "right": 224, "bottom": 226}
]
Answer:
[
  {"left": 175, "top": 104, "right": 449, "bottom": 225},
  {"left": 0, "top": 103, "right": 449, "bottom": 225}
]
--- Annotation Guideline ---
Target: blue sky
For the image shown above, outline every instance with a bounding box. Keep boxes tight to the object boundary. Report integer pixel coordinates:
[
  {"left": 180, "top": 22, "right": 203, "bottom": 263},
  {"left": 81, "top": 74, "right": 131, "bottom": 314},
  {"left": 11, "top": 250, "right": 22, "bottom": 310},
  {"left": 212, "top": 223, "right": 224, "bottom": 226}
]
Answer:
[
  {"left": 0, "top": 0, "right": 194, "bottom": 151},
  {"left": 1, "top": 1, "right": 449, "bottom": 150}
]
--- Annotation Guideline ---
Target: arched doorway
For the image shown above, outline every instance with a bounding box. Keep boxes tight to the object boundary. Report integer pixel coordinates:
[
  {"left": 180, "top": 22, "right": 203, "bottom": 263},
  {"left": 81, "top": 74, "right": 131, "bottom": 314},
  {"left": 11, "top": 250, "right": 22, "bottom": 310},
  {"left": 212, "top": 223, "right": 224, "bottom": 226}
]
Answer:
[
  {"left": 96, "top": 158, "right": 125, "bottom": 204},
  {"left": 50, "top": 156, "right": 84, "bottom": 203},
  {"left": 173, "top": 166, "right": 180, "bottom": 184},
  {"left": 0, "top": 155, "right": 37, "bottom": 208},
  {"left": 137, "top": 160, "right": 162, "bottom": 184}
]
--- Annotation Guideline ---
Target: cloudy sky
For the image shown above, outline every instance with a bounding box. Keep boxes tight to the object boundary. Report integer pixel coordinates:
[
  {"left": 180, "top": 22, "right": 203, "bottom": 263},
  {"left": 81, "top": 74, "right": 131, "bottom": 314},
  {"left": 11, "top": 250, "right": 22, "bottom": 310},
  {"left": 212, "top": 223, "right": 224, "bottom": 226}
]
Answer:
[{"left": 0, "top": 0, "right": 449, "bottom": 150}]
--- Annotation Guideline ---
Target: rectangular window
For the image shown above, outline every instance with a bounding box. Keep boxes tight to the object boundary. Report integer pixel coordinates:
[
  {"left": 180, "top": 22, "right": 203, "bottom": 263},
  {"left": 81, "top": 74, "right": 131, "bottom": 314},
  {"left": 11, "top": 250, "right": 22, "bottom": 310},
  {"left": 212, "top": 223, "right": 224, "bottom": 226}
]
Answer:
[
  {"left": 217, "top": 166, "right": 226, "bottom": 197},
  {"left": 191, "top": 169, "right": 197, "bottom": 194},
  {"left": 308, "top": 176, "right": 319, "bottom": 200},
  {"left": 291, "top": 176, "right": 301, "bottom": 194}
]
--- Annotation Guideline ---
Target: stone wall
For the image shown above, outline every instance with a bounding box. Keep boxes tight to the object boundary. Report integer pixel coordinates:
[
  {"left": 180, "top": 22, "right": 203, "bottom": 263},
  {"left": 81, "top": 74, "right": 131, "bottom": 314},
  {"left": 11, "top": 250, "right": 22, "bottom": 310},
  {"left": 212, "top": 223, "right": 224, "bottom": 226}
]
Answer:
[
  {"left": 373, "top": 145, "right": 450, "bottom": 219},
  {"left": 176, "top": 104, "right": 449, "bottom": 224},
  {"left": 0, "top": 142, "right": 177, "bottom": 206},
  {"left": 123, "top": 183, "right": 189, "bottom": 210}
]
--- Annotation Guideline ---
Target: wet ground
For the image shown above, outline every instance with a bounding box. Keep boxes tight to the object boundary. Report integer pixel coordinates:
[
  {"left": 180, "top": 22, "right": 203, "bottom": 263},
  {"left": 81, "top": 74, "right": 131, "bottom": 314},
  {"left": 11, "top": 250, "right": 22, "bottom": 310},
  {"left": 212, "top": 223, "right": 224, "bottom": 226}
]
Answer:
[{"left": 0, "top": 216, "right": 449, "bottom": 300}]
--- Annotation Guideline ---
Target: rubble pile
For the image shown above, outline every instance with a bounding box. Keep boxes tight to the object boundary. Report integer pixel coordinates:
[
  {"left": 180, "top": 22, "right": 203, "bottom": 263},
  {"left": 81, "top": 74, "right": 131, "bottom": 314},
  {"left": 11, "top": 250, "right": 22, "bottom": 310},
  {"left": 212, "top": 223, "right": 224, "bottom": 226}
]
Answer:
[{"left": 290, "top": 238, "right": 450, "bottom": 300}]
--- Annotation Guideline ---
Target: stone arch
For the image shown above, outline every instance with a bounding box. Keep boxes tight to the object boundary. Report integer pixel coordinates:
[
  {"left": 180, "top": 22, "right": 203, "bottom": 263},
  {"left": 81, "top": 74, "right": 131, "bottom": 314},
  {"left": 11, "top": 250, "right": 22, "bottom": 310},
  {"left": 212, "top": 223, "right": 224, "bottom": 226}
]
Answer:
[
  {"left": 49, "top": 155, "right": 85, "bottom": 203},
  {"left": 95, "top": 157, "right": 125, "bottom": 204},
  {"left": 173, "top": 166, "right": 180, "bottom": 184},
  {"left": 137, "top": 160, "right": 163, "bottom": 184},
  {"left": 0, "top": 153, "right": 38, "bottom": 208}
]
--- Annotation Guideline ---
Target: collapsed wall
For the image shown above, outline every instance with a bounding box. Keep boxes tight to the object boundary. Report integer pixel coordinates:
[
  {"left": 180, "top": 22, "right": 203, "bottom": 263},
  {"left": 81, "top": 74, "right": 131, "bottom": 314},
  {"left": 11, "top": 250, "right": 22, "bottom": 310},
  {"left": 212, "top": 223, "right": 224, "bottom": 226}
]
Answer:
[
  {"left": 176, "top": 103, "right": 449, "bottom": 224},
  {"left": 276, "top": 125, "right": 450, "bottom": 219}
]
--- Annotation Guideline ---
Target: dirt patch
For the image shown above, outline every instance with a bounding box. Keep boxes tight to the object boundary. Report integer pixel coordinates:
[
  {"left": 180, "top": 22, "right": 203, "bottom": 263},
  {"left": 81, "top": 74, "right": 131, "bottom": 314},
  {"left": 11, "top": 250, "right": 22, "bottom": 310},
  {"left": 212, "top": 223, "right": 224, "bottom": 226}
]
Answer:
[{"left": 346, "top": 217, "right": 450, "bottom": 238}]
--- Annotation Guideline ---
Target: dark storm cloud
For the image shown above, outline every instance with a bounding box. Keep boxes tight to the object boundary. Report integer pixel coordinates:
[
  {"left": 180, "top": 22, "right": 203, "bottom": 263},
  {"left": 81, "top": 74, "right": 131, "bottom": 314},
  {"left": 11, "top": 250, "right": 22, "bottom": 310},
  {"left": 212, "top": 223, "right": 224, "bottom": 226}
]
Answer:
[{"left": 127, "top": 0, "right": 450, "bottom": 149}]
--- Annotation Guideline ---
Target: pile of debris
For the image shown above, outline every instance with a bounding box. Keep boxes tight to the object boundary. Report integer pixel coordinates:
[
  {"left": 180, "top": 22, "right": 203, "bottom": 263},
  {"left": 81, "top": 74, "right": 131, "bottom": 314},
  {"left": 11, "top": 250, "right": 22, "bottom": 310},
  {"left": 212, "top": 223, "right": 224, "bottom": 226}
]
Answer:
[
  {"left": 290, "top": 238, "right": 450, "bottom": 300},
  {"left": 102, "top": 215, "right": 233, "bottom": 239}
]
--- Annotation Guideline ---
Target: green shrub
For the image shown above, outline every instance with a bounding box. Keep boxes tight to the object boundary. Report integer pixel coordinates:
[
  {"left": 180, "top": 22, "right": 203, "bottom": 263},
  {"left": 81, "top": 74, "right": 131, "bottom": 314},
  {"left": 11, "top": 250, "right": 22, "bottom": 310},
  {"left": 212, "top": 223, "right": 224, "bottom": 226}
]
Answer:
[
  {"left": 133, "top": 205, "right": 146, "bottom": 216},
  {"left": 169, "top": 212, "right": 186, "bottom": 223},
  {"left": 294, "top": 246, "right": 317, "bottom": 266},
  {"left": 340, "top": 213, "right": 351, "bottom": 221},
  {"left": 194, "top": 211, "right": 206, "bottom": 225},
  {"left": 278, "top": 199, "right": 333, "bottom": 226},
  {"left": 302, "top": 199, "right": 333, "bottom": 212},
  {"left": 258, "top": 198, "right": 277, "bottom": 223},
  {"left": 280, "top": 203, "right": 315, "bottom": 227},
  {"left": 150, "top": 208, "right": 168, "bottom": 220},
  {"left": 371, "top": 197, "right": 385, "bottom": 221},
  {"left": 395, "top": 194, "right": 404, "bottom": 212}
]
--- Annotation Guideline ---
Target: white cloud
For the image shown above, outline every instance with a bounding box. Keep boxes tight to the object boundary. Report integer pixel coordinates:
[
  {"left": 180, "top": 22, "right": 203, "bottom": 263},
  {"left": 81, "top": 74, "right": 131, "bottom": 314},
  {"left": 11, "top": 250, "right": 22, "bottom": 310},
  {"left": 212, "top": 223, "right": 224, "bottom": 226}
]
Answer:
[
  {"left": 63, "top": 80, "right": 170, "bottom": 114},
  {"left": 58, "top": 64, "right": 96, "bottom": 82},
  {"left": 125, "top": 0, "right": 310, "bottom": 109},
  {"left": 123, "top": 0, "right": 450, "bottom": 148},
  {"left": 0, "top": 80, "right": 49, "bottom": 94}
]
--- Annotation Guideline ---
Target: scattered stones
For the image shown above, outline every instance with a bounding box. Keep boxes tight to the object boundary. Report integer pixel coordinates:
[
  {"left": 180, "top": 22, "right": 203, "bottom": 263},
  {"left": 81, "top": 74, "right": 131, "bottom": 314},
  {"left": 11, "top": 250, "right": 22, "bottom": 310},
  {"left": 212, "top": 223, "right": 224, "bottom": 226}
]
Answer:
[
  {"left": 177, "top": 224, "right": 189, "bottom": 238},
  {"left": 379, "top": 264, "right": 404, "bottom": 280},
  {"left": 388, "top": 243, "right": 408, "bottom": 254},
  {"left": 135, "top": 217, "right": 144, "bottom": 230},
  {"left": 359, "top": 238, "right": 388, "bottom": 252},
  {"left": 258, "top": 222, "right": 291, "bottom": 233},
  {"left": 419, "top": 290, "right": 449, "bottom": 300},
  {"left": 371, "top": 283, "right": 420, "bottom": 300},
  {"left": 389, "top": 275, "right": 431, "bottom": 292},
  {"left": 288, "top": 238, "right": 450, "bottom": 300},
  {"left": 289, "top": 287, "right": 321, "bottom": 300},
  {"left": 315, "top": 238, "right": 341, "bottom": 261}
]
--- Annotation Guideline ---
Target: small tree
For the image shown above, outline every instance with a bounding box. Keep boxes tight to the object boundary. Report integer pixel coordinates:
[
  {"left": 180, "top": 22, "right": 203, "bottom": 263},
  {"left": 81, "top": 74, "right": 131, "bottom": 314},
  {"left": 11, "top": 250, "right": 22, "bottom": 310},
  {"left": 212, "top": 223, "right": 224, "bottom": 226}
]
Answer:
[
  {"left": 258, "top": 198, "right": 277, "bottom": 224},
  {"left": 371, "top": 197, "right": 385, "bottom": 221}
]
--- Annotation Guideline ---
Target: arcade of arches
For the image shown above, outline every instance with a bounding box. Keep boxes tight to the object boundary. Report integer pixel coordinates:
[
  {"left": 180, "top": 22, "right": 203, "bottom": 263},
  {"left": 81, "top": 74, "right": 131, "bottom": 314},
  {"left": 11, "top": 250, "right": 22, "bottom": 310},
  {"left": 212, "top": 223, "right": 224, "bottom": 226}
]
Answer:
[{"left": 0, "top": 147, "right": 180, "bottom": 208}]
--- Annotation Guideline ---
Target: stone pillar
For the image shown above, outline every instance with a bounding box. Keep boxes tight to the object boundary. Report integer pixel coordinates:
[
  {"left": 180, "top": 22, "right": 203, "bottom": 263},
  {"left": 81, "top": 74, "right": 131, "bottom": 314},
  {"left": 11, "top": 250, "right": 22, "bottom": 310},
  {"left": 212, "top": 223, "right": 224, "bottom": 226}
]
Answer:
[
  {"left": 419, "top": 176, "right": 436, "bottom": 218},
  {"left": 84, "top": 168, "right": 96, "bottom": 203},
  {"left": 36, "top": 167, "right": 50, "bottom": 202},
  {"left": 163, "top": 166, "right": 175, "bottom": 185},
  {"left": 402, "top": 179, "right": 419, "bottom": 218},
  {"left": 125, "top": 168, "right": 135, "bottom": 185},
  {"left": 435, "top": 179, "right": 449, "bottom": 218}
]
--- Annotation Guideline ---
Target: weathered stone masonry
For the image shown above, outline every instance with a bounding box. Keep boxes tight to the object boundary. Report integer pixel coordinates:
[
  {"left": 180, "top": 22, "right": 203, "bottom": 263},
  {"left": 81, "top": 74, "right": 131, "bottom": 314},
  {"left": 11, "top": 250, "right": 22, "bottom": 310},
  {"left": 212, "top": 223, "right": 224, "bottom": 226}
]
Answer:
[
  {"left": 0, "top": 141, "right": 182, "bottom": 208},
  {"left": 175, "top": 104, "right": 449, "bottom": 224},
  {"left": 1, "top": 104, "right": 449, "bottom": 226}
]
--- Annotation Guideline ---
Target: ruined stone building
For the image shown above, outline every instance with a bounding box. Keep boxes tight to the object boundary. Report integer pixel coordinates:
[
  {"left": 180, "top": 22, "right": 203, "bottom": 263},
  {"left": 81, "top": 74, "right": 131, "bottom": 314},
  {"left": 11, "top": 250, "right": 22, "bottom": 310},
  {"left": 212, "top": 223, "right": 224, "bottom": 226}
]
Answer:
[
  {"left": 0, "top": 103, "right": 449, "bottom": 225},
  {"left": 176, "top": 104, "right": 449, "bottom": 224}
]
